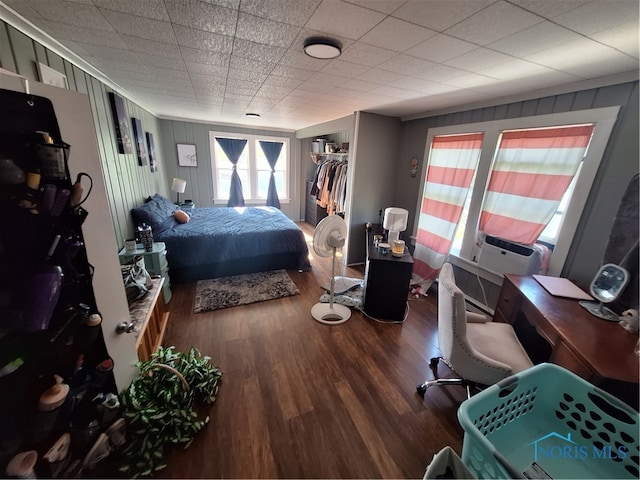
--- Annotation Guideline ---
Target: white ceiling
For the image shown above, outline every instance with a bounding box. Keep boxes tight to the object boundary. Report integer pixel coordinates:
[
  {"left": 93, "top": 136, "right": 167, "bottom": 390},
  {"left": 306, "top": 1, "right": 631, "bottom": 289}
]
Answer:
[{"left": 2, "top": 0, "right": 638, "bottom": 131}]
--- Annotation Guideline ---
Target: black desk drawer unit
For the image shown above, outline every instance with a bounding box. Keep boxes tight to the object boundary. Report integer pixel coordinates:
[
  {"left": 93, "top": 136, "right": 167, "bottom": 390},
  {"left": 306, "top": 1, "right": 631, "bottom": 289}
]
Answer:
[{"left": 363, "top": 230, "right": 413, "bottom": 321}]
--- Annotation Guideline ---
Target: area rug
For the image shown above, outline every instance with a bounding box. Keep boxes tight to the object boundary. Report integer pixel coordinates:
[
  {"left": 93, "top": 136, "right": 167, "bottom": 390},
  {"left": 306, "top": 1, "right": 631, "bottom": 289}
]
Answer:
[{"left": 194, "top": 269, "right": 300, "bottom": 313}]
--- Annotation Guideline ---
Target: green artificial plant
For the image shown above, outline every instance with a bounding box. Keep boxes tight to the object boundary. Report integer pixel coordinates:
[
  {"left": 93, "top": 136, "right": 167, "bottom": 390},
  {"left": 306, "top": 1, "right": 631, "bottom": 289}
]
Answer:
[{"left": 118, "top": 346, "right": 222, "bottom": 477}]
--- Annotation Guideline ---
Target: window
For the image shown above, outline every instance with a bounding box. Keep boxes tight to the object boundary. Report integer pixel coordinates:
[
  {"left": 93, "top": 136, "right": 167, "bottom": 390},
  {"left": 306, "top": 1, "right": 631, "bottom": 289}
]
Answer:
[
  {"left": 415, "top": 107, "right": 619, "bottom": 276},
  {"left": 209, "top": 132, "right": 290, "bottom": 203}
]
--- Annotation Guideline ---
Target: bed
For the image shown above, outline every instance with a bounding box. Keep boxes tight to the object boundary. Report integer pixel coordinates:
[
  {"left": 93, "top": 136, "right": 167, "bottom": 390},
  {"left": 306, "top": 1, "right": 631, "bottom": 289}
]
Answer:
[{"left": 131, "top": 194, "right": 311, "bottom": 283}]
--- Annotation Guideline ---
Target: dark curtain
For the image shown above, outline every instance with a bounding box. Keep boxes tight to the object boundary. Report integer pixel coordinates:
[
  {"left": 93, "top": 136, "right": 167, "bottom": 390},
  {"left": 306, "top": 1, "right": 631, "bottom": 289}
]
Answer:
[
  {"left": 259, "top": 141, "right": 283, "bottom": 209},
  {"left": 216, "top": 137, "right": 247, "bottom": 207}
]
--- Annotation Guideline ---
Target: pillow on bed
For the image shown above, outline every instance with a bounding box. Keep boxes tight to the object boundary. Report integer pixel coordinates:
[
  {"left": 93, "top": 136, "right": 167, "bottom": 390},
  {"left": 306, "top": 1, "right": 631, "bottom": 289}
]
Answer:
[
  {"left": 174, "top": 209, "right": 190, "bottom": 224},
  {"left": 131, "top": 194, "right": 176, "bottom": 234}
]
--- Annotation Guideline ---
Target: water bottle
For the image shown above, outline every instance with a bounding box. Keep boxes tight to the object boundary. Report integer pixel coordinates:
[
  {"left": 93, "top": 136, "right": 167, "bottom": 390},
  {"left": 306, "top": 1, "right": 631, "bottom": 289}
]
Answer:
[{"left": 138, "top": 223, "right": 153, "bottom": 252}]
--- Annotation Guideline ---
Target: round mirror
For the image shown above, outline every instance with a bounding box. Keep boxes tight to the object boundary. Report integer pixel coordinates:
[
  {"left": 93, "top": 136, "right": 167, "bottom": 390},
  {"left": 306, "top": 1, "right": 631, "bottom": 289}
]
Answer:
[{"left": 579, "top": 263, "right": 630, "bottom": 321}]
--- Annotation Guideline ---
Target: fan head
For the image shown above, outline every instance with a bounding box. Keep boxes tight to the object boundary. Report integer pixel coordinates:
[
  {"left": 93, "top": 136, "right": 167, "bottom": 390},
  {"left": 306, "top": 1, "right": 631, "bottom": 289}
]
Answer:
[{"left": 313, "top": 215, "right": 347, "bottom": 257}]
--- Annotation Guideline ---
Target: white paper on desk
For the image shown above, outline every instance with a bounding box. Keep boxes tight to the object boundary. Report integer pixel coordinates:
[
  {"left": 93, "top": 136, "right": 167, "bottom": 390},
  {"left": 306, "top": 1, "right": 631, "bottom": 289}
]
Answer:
[{"left": 533, "top": 275, "right": 593, "bottom": 300}]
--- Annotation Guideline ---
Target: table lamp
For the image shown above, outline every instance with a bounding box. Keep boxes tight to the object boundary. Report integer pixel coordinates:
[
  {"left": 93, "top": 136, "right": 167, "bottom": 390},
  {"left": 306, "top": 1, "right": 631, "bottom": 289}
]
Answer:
[
  {"left": 171, "top": 177, "right": 186, "bottom": 204},
  {"left": 383, "top": 207, "right": 408, "bottom": 244}
]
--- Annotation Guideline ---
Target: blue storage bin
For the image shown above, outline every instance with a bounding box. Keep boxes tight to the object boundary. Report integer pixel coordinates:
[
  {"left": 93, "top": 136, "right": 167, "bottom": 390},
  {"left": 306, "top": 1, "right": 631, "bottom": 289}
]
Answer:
[{"left": 458, "top": 363, "right": 639, "bottom": 479}]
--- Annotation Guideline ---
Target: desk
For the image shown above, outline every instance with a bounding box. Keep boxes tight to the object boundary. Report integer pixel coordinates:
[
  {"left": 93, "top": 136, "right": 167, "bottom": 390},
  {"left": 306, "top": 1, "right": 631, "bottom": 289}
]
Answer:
[
  {"left": 128, "top": 277, "right": 170, "bottom": 362},
  {"left": 495, "top": 275, "right": 639, "bottom": 387}
]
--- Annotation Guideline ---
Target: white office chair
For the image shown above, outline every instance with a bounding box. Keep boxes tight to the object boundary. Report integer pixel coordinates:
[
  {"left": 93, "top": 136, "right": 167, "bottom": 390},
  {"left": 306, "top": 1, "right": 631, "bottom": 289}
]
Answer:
[{"left": 417, "top": 262, "right": 533, "bottom": 398}]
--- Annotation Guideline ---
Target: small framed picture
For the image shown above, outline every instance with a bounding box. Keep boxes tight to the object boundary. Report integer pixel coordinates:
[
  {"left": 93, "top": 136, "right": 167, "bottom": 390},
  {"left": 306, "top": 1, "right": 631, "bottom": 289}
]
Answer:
[
  {"left": 146, "top": 132, "right": 157, "bottom": 172},
  {"left": 177, "top": 143, "right": 197, "bottom": 167},
  {"left": 131, "top": 117, "right": 148, "bottom": 166}
]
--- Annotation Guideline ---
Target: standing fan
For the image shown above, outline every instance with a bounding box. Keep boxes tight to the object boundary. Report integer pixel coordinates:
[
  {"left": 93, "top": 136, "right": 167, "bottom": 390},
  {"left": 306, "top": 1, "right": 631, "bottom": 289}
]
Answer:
[{"left": 312, "top": 215, "right": 352, "bottom": 325}]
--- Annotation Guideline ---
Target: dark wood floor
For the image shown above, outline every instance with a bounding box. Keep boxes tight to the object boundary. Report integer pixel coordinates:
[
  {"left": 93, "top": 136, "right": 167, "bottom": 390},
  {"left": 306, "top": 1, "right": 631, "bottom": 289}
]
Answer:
[{"left": 159, "top": 222, "right": 466, "bottom": 479}]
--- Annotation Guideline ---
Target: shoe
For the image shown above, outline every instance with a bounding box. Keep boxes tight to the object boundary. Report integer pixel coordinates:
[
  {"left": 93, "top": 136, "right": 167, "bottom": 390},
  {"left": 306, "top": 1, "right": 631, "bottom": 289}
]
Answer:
[
  {"left": 43, "top": 433, "right": 71, "bottom": 477},
  {"left": 105, "top": 418, "right": 126, "bottom": 449},
  {"left": 82, "top": 433, "right": 110, "bottom": 470}
]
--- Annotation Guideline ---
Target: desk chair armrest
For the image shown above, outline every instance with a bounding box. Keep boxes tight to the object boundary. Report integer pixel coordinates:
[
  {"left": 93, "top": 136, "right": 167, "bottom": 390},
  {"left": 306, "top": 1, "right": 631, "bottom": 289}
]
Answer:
[{"left": 467, "top": 311, "right": 491, "bottom": 323}]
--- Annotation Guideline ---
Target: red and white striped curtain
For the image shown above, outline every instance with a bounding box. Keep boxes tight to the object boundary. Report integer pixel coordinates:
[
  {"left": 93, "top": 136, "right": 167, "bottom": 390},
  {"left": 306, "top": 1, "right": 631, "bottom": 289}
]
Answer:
[
  {"left": 413, "top": 133, "right": 483, "bottom": 289},
  {"left": 479, "top": 125, "right": 594, "bottom": 245}
]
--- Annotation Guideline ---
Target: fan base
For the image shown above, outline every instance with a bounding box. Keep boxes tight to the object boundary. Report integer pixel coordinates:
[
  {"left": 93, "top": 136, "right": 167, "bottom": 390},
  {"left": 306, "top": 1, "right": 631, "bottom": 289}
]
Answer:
[{"left": 311, "top": 302, "right": 351, "bottom": 325}]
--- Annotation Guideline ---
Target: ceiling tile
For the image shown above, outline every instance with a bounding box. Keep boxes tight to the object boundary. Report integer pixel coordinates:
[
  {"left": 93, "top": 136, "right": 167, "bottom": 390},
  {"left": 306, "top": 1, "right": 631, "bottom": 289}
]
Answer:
[
  {"left": 476, "top": 58, "right": 556, "bottom": 81},
  {"left": 227, "top": 68, "right": 268, "bottom": 83},
  {"left": 280, "top": 50, "right": 328, "bottom": 70},
  {"left": 263, "top": 75, "right": 303, "bottom": 89},
  {"left": 320, "top": 59, "right": 370, "bottom": 78},
  {"left": 26, "top": 1, "right": 112, "bottom": 30},
  {"left": 2, "top": 1, "right": 45, "bottom": 20},
  {"left": 552, "top": 1, "right": 638, "bottom": 35},
  {"left": 360, "top": 17, "right": 437, "bottom": 51},
  {"left": 35, "top": 20, "right": 126, "bottom": 48},
  {"left": 344, "top": 0, "right": 407, "bottom": 15},
  {"left": 305, "top": 0, "right": 386, "bottom": 40},
  {"left": 142, "top": 53, "right": 187, "bottom": 70},
  {"left": 120, "top": 35, "right": 181, "bottom": 56},
  {"left": 342, "top": 78, "right": 379, "bottom": 92},
  {"left": 525, "top": 38, "right": 615, "bottom": 71},
  {"left": 79, "top": 44, "right": 141, "bottom": 63},
  {"left": 444, "top": 48, "right": 515, "bottom": 72},
  {"left": 359, "top": 68, "right": 406, "bottom": 85},
  {"left": 235, "top": 12, "right": 301, "bottom": 48},
  {"left": 445, "top": 1, "right": 544, "bottom": 46},
  {"left": 94, "top": 0, "right": 170, "bottom": 21},
  {"left": 393, "top": 0, "right": 493, "bottom": 31},
  {"left": 173, "top": 25, "right": 233, "bottom": 53},
  {"left": 165, "top": 0, "right": 237, "bottom": 36},
  {"left": 146, "top": 67, "right": 190, "bottom": 80},
  {"left": 339, "top": 42, "right": 397, "bottom": 67},
  {"left": 230, "top": 56, "right": 276, "bottom": 74},
  {"left": 232, "top": 39, "right": 287, "bottom": 63},
  {"left": 509, "top": 0, "right": 590, "bottom": 19},
  {"left": 307, "top": 71, "right": 352, "bottom": 87},
  {"left": 488, "top": 22, "right": 584, "bottom": 58},
  {"left": 591, "top": 21, "right": 640, "bottom": 58},
  {"left": 180, "top": 48, "right": 230, "bottom": 67},
  {"left": 406, "top": 34, "right": 476, "bottom": 63},
  {"left": 185, "top": 62, "right": 229, "bottom": 76},
  {"left": 413, "top": 64, "right": 469, "bottom": 82},
  {"left": 240, "top": 0, "right": 320, "bottom": 26},
  {"left": 370, "top": 85, "right": 418, "bottom": 99},
  {"left": 100, "top": 9, "right": 175, "bottom": 42},
  {"left": 378, "top": 54, "right": 434, "bottom": 76},
  {"left": 270, "top": 65, "right": 315, "bottom": 81},
  {"left": 443, "top": 72, "right": 497, "bottom": 89}
]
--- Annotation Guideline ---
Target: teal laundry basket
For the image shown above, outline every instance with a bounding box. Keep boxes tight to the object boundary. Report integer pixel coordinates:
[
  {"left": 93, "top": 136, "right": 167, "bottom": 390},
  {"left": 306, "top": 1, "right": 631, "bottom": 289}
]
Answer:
[{"left": 458, "top": 363, "right": 639, "bottom": 479}]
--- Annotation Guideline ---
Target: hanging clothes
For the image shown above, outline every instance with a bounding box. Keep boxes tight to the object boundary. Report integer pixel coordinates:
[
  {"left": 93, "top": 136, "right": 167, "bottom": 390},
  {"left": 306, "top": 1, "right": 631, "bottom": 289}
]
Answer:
[{"left": 311, "top": 158, "right": 348, "bottom": 214}]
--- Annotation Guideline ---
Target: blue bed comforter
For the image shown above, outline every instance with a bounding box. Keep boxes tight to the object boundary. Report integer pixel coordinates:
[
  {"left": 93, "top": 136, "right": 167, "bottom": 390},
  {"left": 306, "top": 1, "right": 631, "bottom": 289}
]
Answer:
[{"left": 156, "top": 206, "right": 311, "bottom": 272}]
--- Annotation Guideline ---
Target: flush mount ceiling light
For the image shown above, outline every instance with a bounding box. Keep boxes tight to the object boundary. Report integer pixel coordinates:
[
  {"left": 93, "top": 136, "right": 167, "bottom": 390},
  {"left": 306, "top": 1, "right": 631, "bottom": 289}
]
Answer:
[
  {"left": 245, "top": 112, "right": 260, "bottom": 118},
  {"left": 303, "top": 37, "right": 342, "bottom": 59}
]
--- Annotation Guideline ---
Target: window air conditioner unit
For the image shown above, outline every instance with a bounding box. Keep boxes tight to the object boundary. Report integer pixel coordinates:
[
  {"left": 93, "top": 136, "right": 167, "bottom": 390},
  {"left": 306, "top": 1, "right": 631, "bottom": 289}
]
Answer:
[{"left": 477, "top": 235, "right": 542, "bottom": 276}]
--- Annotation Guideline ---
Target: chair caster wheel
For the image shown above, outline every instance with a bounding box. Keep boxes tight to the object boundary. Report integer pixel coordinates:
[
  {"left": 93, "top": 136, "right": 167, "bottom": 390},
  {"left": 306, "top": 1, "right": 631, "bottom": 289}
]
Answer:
[{"left": 416, "top": 384, "right": 427, "bottom": 396}]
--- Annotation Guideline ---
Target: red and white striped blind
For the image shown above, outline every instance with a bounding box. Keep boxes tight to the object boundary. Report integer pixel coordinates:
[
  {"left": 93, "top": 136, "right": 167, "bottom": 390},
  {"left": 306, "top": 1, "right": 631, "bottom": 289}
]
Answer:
[
  {"left": 479, "top": 125, "right": 594, "bottom": 245},
  {"left": 413, "top": 133, "right": 483, "bottom": 285}
]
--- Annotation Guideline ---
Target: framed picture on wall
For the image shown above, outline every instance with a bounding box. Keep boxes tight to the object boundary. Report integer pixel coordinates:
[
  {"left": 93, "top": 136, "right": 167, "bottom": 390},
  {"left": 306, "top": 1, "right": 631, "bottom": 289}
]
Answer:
[
  {"left": 107, "top": 92, "right": 133, "bottom": 154},
  {"left": 177, "top": 143, "right": 197, "bottom": 167},
  {"left": 131, "top": 117, "right": 148, "bottom": 166},
  {"left": 146, "top": 132, "right": 157, "bottom": 172}
]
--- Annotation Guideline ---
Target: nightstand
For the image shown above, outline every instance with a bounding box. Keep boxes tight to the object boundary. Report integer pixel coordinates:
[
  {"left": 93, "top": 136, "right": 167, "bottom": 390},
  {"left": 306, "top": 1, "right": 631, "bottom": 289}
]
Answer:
[
  {"left": 119, "top": 242, "right": 172, "bottom": 303},
  {"left": 362, "top": 228, "right": 413, "bottom": 321}
]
